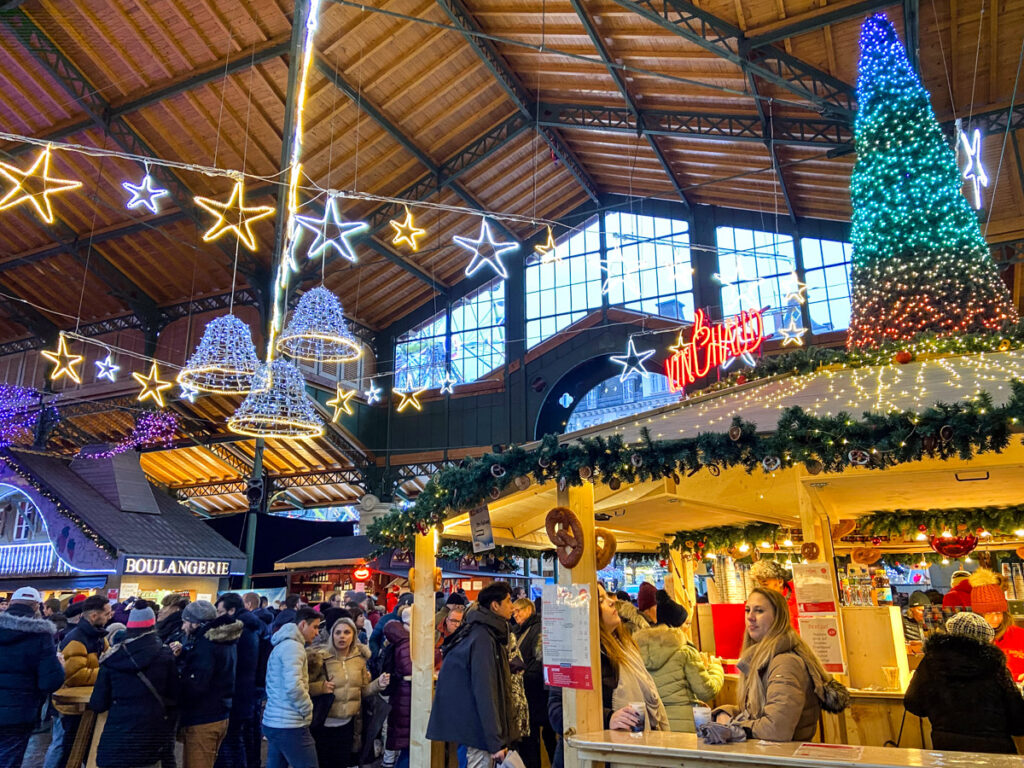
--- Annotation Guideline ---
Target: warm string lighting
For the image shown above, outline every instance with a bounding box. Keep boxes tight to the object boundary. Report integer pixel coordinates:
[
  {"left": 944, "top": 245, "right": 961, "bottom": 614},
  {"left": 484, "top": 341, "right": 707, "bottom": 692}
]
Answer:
[
  {"left": 42, "top": 335, "right": 84, "bottom": 384},
  {"left": 0, "top": 145, "right": 81, "bottom": 224},
  {"left": 846, "top": 14, "right": 1017, "bottom": 349},
  {"left": 325, "top": 384, "right": 356, "bottom": 421},
  {"left": 132, "top": 362, "right": 174, "bottom": 408},
  {"left": 393, "top": 374, "right": 427, "bottom": 413},
  {"left": 193, "top": 179, "right": 275, "bottom": 252},
  {"left": 389, "top": 205, "right": 427, "bottom": 251}
]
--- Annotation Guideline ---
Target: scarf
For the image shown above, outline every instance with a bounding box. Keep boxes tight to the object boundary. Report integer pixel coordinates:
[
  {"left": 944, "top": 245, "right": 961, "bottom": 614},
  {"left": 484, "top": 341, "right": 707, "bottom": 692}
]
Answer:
[{"left": 611, "top": 642, "right": 669, "bottom": 731}]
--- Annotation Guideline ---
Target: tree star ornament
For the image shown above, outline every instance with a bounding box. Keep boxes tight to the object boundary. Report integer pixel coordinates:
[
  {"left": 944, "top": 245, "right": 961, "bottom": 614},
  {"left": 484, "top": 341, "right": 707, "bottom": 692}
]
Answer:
[
  {"left": 454, "top": 219, "right": 518, "bottom": 279},
  {"left": 326, "top": 385, "right": 357, "bottom": 422},
  {"left": 122, "top": 172, "right": 169, "bottom": 214},
  {"left": 132, "top": 362, "right": 174, "bottom": 407},
  {"left": 779, "top": 316, "right": 808, "bottom": 347},
  {"left": 958, "top": 126, "right": 989, "bottom": 209},
  {"left": 364, "top": 380, "right": 382, "bottom": 405},
  {"left": 534, "top": 225, "right": 560, "bottom": 264},
  {"left": 295, "top": 196, "right": 368, "bottom": 263},
  {"left": 0, "top": 145, "right": 82, "bottom": 224},
  {"left": 393, "top": 374, "right": 427, "bottom": 413},
  {"left": 439, "top": 371, "right": 457, "bottom": 395},
  {"left": 42, "top": 335, "right": 84, "bottom": 384},
  {"left": 194, "top": 179, "right": 275, "bottom": 252},
  {"left": 610, "top": 337, "right": 655, "bottom": 382},
  {"left": 95, "top": 352, "right": 120, "bottom": 383},
  {"left": 389, "top": 205, "right": 427, "bottom": 251}
]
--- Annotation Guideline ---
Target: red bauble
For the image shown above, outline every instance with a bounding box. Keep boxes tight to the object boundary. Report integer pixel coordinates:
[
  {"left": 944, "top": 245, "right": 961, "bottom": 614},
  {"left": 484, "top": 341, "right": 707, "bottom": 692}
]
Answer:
[
  {"left": 929, "top": 534, "right": 978, "bottom": 558},
  {"left": 917, "top": 524, "right": 927, "bottom": 532},
  {"left": 894, "top": 350, "right": 913, "bottom": 365},
  {"left": 736, "top": 374, "right": 747, "bottom": 385},
  {"left": 658, "top": 559, "right": 667, "bottom": 567},
  {"left": 871, "top": 536, "right": 881, "bottom": 545}
]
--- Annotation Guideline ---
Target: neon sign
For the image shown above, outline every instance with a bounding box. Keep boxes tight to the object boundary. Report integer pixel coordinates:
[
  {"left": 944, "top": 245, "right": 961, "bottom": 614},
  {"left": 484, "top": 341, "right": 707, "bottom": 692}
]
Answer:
[
  {"left": 664, "top": 308, "right": 764, "bottom": 392},
  {"left": 353, "top": 565, "right": 371, "bottom": 581}
]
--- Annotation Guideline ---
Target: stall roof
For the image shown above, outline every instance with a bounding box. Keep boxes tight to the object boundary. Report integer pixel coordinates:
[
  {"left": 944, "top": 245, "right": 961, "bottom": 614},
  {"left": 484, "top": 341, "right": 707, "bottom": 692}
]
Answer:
[
  {"left": 275, "top": 535, "right": 374, "bottom": 570},
  {"left": 10, "top": 450, "right": 245, "bottom": 562}
]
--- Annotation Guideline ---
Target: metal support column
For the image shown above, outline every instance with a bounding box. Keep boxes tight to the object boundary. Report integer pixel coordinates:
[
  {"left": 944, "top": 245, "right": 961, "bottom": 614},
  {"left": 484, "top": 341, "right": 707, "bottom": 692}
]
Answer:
[{"left": 243, "top": 438, "right": 266, "bottom": 588}]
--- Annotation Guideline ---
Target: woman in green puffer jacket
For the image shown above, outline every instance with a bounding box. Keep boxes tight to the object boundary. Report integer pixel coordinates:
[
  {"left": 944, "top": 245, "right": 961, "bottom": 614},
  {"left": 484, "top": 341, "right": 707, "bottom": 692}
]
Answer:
[{"left": 634, "top": 591, "right": 724, "bottom": 732}]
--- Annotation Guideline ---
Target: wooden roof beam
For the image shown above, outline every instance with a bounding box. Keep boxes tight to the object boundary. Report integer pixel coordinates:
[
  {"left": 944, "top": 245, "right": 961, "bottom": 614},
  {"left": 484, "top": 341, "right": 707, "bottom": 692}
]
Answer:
[
  {"left": 433, "top": 0, "right": 601, "bottom": 202},
  {"left": 746, "top": 71, "right": 798, "bottom": 225},
  {"left": 568, "top": 0, "right": 691, "bottom": 210},
  {"left": 745, "top": 0, "right": 898, "bottom": 47},
  {"left": 0, "top": 282, "right": 60, "bottom": 343}
]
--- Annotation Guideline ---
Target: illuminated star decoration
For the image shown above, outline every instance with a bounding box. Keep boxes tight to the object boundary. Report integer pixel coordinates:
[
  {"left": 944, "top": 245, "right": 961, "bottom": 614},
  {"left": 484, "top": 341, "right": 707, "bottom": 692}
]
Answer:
[
  {"left": 326, "top": 385, "right": 357, "bottom": 422},
  {"left": 454, "top": 219, "right": 518, "bottom": 280},
  {"left": 439, "top": 371, "right": 457, "bottom": 395},
  {"left": 719, "top": 325, "right": 758, "bottom": 371},
  {"left": 364, "top": 380, "right": 382, "bottom": 405},
  {"left": 132, "top": 362, "right": 174, "bottom": 407},
  {"left": 122, "top": 172, "right": 169, "bottom": 214},
  {"left": 610, "top": 337, "right": 655, "bottom": 382},
  {"left": 295, "top": 196, "right": 369, "bottom": 263},
  {"left": 179, "top": 383, "right": 199, "bottom": 403},
  {"left": 389, "top": 205, "right": 427, "bottom": 251},
  {"left": 393, "top": 374, "right": 427, "bottom": 413},
  {"left": 958, "top": 127, "right": 989, "bottom": 209},
  {"left": 779, "top": 316, "right": 808, "bottom": 347},
  {"left": 95, "top": 352, "right": 120, "bottom": 383},
  {"left": 194, "top": 179, "right": 275, "bottom": 252},
  {"left": 785, "top": 273, "right": 808, "bottom": 305},
  {"left": 0, "top": 145, "right": 82, "bottom": 224},
  {"left": 534, "top": 225, "right": 560, "bottom": 264},
  {"left": 42, "top": 335, "right": 84, "bottom": 384},
  {"left": 600, "top": 248, "right": 645, "bottom": 295}
]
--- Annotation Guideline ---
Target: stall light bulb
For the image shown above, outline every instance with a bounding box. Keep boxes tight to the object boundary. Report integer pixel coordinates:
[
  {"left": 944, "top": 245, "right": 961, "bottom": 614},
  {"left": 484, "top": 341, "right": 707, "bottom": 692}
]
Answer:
[
  {"left": 918, "top": 560, "right": 927, "bottom": 568},
  {"left": 964, "top": 556, "right": 972, "bottom": 563},
  {"left": 942, "top": 558, "right": 949, "bottom": 565},
  {"left": 941, "top": 530, "right": 952, "bottom": 538},
  {"left": 738, "top": 543, "right": 749, "bottom": 553},
  {"left": 705, "top": 553, "right": 717, "bottom": 559},
  {"left": 915, "top": 532, "right": 927, "bottom": 541},
  {"left": 980, "top": 531, "right": 991, "bottom": 538},
  {"left": 760, "top": 541, "right": 770, "bottom": 549},
  {"left": 783, "top": 539, "right": 794, "bottom": 547},
  {"left": 1015, "top": 529, "right": 1024, "bottom": 537}
]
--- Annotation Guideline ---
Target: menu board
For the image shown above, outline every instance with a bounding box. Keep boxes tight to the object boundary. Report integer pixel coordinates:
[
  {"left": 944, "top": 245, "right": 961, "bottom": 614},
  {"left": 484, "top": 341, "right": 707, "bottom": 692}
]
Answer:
[
  {"left": 542, "top": 583, "right": 593, "bottom": 689},
  {"left": 791, "top": 562, "right": 837, "bottom": 614},
  {"left": 797, "top": 615, "right": 846, "bottom": 674}
]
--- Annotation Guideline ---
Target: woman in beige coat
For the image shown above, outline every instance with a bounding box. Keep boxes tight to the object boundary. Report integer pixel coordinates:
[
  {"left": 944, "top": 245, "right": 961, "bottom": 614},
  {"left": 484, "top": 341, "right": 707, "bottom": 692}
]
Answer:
[{"left": 307, "top": 617, "right": 389, "bottom": 766}]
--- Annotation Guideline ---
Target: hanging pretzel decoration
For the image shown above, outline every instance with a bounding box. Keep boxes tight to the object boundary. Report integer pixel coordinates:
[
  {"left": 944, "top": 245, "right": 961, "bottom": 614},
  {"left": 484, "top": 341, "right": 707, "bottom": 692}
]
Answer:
[
  {"left": 546, "top": 506, "right": 585, "bottom": 568},
  {"left": 595, "top": 527, "right": 617, "bottom": 570},
  {"left": 408, "top": 566, "right": 443, "bottom": 592}
]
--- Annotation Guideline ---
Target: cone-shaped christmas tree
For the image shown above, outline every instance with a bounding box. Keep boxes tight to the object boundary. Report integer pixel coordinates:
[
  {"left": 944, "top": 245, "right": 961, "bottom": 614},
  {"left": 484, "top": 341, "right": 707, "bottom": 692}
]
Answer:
[{"left": 846, "top": 14, "right": 1016, "bottom": 348}]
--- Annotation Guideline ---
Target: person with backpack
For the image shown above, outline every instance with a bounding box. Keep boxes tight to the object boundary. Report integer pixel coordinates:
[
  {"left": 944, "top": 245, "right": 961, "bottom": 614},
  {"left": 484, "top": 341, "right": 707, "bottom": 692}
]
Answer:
[
  {"left": 88, "top": 601, "right": 178, "bottom": 768},
  {"left": 382, "top": 607, "right": 413, "bottom": 768},
  {"left": 214, "top": 593, "right": 266, "bottom": 768}
]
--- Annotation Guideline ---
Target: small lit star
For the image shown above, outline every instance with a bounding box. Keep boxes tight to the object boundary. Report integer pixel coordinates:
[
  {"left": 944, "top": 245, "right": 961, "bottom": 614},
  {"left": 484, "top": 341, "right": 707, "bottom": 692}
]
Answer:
[
  {"left": 389, "top": 206, "right": 427, "bottom": 251},
  {"left": 534, "top": 225, "right": 560, "bottom": 264},
  {"left": 0, "top": 145, "right": 82, "bottom": 224},
  {"left": 326, "top": 385, "right": 357, "bottom": 422},
  {"left": 785, "top": 272, "right": 808, "bottom": 305},
  {"left": 179, "top": 383, "right": 199, "bottom": 403},
  {"left": 132, "top": 362, "right": 174, "bottom": 407},
  {"left": 779, "top": 317, "right": 808, "bottom": 347},
  {"left": 610, "top": 337, "right": 655, "bottom": 382},
  {"left": 122, "top": 173, "right": 169, "bottom": 214},
  {"left": 454, "top": 219, "right": 518, "bottom": 280},
  {"left": 42, "top": 335, "right": 84, "bottom": 384},
  {"left": 194, "top": 180, "right": 275, "bottom": 252},
  {"left": 295, "top": 196, "right": 369, "bottom": 263},
  {"left": 364, "top": 380, "right": 382, "bottom": 405},
  {"left": 393, "top": 374, "right": 427, "bottom": 413},
  {"left": 95, "top": 353, "right": 120, "bottom": 383},
  {"left": 439, "top": 371, "right": 457, "bottom": 395}
]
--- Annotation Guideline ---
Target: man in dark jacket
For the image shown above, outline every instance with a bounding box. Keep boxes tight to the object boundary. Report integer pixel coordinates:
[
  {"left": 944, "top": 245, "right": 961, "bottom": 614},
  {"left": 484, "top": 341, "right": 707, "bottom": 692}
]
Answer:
[
  {"left": 157, "top": 593, "right": 188, "bottom": 645},
  {"left": 369, "top": 592, "right": 413, "bottom": 666},
  {"left": 0, "top": 587, "right": 64, "bottom": 768},
  {"left": 42, "top": 598, "right": 67, "bottom": 637},
  {"left": 88, "top": 601, "right": 178, "bottom": 768},
  {"left": 269, "top": 593, "right": 301, "bottom": 634},
  {"left": 214, "top": 593, "right": 266, "bottom": 768},
  {"left": 512, "top": 599, "right": 551, "bottom": 768},
  {"left": 427, "top": 581, "right": 519, "bottom": 766},
  {"left": 173, "top": 600, "right": 242, "bottom": 768}
]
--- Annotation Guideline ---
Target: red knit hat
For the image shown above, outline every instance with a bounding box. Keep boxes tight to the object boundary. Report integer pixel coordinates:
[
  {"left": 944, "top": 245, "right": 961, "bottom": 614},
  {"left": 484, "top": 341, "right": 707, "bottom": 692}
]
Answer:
[
  {"left": 969, "top": 569, "right": 1008, "bottom": 614},
  {"left": 637, "top": 582, "right": 657, "bottom": 612}
]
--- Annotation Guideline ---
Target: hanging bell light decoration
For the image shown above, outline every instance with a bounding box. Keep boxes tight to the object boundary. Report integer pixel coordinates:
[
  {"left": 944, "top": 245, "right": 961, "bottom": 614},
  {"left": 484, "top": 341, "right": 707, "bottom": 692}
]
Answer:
[
  {"left": 177, "top": 314, "right": 260, "bottom": 393},
  {"left": 276, "top": 286, "right": 361, "bottom": 363},
  {"left": 227, "top": 358, "right": 324, "bottom": 438}
]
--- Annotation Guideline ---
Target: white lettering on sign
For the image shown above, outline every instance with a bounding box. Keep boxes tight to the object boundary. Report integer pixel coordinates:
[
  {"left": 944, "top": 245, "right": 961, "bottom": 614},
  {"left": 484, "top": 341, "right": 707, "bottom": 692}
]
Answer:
[{"left": 124, "top": 557, "right": 231, "bottom": 576}]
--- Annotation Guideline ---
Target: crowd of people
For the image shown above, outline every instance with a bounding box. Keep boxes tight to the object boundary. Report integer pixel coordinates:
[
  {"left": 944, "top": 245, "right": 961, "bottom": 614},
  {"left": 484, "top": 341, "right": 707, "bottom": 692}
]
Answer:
[{"left": 2, "top": 562, "right": 1024, "bottom": 768}]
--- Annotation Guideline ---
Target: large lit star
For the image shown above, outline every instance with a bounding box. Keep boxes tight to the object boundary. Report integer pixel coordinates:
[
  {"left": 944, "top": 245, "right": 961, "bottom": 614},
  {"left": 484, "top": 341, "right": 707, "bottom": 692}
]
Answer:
[
  {"left": 454, "top": 219, "right": 518, "bottom": 280},
  {"left": 779, "top": 316, "right": 808, "bottom": 347},
  {"left": 326, "top": 385, "right": 357, "bottom": 422},
  {"left": 132, "top": 362, "right": 174, "bottom": 407},
  {"left": 122, "top": 172, "right": 169, "bottom": 214},
  {"left": 95, "top": 352, "right": 120, "bottom": 383},
  {"left": 194, "top": 180, "right": 275, "bottom": 252},
  {"left": 610, "top": 337, "right": 655, "bottom": 382},
  {"left": 42, "top": 335, "right": 84, "bottom": 384},
  {"left": 295, "top": 196, "right": 368, "bottom": 263},
  {"left": 393, "top": 374, "right": 427, "bottom": 413},
  {"left": 389, "top": 206, "right": 427, "bottom": 251},
  {"left": 0, "top": 145, "right": 81, "bottom": 224}
]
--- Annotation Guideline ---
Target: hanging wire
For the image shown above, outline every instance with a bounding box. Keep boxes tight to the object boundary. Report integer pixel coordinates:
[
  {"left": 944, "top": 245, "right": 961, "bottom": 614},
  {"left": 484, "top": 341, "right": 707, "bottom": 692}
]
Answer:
[
  {"left": 984, "top": 35, "right": 1024, "bottom": 235},
  {"left": 74, "top": 135, "right": 110, "bottom": 336}
]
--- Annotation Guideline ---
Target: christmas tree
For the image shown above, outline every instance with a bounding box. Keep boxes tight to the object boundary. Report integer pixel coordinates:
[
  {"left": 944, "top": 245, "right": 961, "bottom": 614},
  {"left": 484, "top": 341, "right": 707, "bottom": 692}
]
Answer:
[{"left": 846, "top": 14, "right": 1016, "bottom": 349}]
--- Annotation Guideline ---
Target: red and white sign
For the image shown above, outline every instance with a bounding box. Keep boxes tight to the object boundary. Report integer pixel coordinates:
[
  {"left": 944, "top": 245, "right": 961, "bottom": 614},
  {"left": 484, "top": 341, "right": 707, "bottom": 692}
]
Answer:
[
  {"left": 791, "top": 563, "right": 838, "bottom": 614},
  {"left": 797, "top": 616, "right": 846, "bottom": 674},
  {"left": 664, "top": 308, "right": 764, "bottom": 392},
  {"left": 542, "top": 584, "right": 594, "bottom": 690}
]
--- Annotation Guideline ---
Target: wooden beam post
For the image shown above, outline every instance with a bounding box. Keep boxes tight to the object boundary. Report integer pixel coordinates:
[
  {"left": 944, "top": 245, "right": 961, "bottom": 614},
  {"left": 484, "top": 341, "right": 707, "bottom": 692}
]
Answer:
[
  {"left": 409, "top": 530, "right": 437, "bottom": 767},
  {"left": 557, "top": 481, "right": 603, "bottom": 768},
  {"left": 666, "top": 547, "right": 697, "bottom": 641}
]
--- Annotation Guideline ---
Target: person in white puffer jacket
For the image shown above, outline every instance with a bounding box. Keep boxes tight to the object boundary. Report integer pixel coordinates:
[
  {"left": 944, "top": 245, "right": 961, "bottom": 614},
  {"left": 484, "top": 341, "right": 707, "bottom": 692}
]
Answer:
[{"left": 262, "top": 607, "right": 323, "bottom": 768}]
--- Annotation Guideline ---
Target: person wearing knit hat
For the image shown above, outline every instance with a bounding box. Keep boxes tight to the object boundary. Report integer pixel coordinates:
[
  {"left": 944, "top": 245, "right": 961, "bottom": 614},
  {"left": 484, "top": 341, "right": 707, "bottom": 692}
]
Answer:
[
  {"left": 905, "top": 605, "right": 1024, "bottom": 754},
  {"left": 942, "top": 569, "right": 974, "bottom": 608},
  {"left": 637, "top": 582, "right": 658, "bottom": 624},
  {"left": 901, "top": 590, "right": 931, "bottom": 646},
  {"left": 88, "top": 599, "right": 178, "bottom": 768},
  {"left": 969, "top": 569, "right": 1024, "bottom": 681},
  {"left": 634, "top": 592, "right": 724, "bottom": 732},
  {"left": 748, "top": 559, "right": 799, "bottom": 630}
]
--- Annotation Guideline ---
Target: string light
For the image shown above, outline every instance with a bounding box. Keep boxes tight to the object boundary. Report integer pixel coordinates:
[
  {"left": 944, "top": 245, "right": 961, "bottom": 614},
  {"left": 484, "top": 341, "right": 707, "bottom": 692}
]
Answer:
[
  {"left": 957, "top": 126, "right": 988, "bottom": 209},
  {"left": 454, "top": 219, "right": 517, "bottom": 280},
  {"left": 41, "top": 335, "right": 84, "bottom": 384},
  {"left": 194, "top": 179, "right": 275, "bottom": 252},
  {"left": 132, "top": 362, "right": 174, "bottom": 407},
  {"left": 325, "top": 384, "right": 356, "bottom": 422},
  {"left": 847, "top": 14, "right": 1016, "bottom": 348},
  {"left": 94, "top": 352, "right": 119, "bottom": 383},
  {"left": 0, "top": 145, "right": 81, "bottom": 224},
  {"left": 364, "top": 380, "right": 382, "bottom": 405},
  {"left": 79, "top": 411, "right": 179, "bottom": 459},
  {"left": 393, "top": 374, "right": 427, "bottom": 413},
  {"left": 294, "top": 196, "right": 368, "bottom": 263},
  {"left": 389, "top": 205, "right": 427, "bottom": 251},
  {"left": 611, "top": 337, "right": 655, "bottom": 382},
  {"left": 0, "top": 384, "right": 43, "bottom": 448},
  {"left": 122, "top": 171, "right": 169, "bottom": 214}
]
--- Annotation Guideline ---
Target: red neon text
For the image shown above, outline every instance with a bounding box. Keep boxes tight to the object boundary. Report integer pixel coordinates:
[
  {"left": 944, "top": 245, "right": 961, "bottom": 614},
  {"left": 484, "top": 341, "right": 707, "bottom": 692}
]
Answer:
[{"left": 664, "top": 308, "right": 764, "bottom": 392}]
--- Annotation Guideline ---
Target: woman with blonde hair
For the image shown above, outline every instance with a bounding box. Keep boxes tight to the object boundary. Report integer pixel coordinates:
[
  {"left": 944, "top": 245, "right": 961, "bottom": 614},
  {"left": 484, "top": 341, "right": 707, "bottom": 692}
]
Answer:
[{"left": 713, "top": 587, "right": 847, "bottom": 741}]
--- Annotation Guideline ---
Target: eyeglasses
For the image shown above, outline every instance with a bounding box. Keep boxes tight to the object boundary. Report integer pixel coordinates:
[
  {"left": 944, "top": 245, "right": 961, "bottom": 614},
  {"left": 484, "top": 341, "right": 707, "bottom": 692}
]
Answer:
[{"left": 447, "top": 617, "right": 462, "bottom": 626}]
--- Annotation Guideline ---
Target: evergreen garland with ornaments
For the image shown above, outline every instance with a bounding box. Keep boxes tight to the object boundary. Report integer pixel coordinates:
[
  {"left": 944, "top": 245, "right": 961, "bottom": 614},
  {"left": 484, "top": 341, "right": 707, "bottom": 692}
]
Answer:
[{"left": 845, "top": 14, "right": 1016, "bottom": 348}]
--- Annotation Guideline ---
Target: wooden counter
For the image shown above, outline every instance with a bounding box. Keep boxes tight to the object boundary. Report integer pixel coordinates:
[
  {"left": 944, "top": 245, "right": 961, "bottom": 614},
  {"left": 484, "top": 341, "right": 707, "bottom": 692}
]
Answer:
[{"left": 567, "top": 730, "right": 1020, "bottom": 768}]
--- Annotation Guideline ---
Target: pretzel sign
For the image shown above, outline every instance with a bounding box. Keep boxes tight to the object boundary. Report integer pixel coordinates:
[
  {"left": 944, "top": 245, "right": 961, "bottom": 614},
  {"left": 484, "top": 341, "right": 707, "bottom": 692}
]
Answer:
[{"left": 545, "top": 506, "right": 585, "bottom": 568}]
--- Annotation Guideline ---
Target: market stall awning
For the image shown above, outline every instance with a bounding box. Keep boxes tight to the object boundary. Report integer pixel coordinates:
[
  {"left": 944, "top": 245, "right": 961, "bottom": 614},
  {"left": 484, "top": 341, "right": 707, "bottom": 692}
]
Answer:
[{"left": 275, "top": 535, "right": 374, "bottom": 570}]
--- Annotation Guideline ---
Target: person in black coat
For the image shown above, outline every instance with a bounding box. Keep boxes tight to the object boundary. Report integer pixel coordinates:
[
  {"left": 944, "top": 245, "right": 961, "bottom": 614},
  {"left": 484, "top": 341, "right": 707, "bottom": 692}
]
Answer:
[
  {"left": 268, "top": 593, "right": 301, "bottom": 634},
  {"left": 547, "top": 649, "right": 618, "bottom": 768},
  {"left": 511, "top": 600, "right": 552, "bottom": 768},
  {"left": 156, "top": 594, "right": 188, "bottom": 646},
  {"left": 905, "top": 611, "right": 1024, "bottom": 754},
  {"left": 88, "top": 602, "right": 178, "bottom": 768},
  {"left": 0, "top": 588, "right": 64, "bottom": 768},
  {"left": 213, "top": 593, "right": 265, "bottom": 768},
  {"left": 426, "top": 582, "right": 521, "bottom": 766}
]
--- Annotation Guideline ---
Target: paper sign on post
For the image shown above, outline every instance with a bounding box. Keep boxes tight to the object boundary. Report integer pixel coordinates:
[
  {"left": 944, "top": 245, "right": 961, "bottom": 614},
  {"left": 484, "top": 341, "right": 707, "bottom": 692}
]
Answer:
[
  {"left": 542, "top": 583, "right": 593, "bottom": 689},
  {"left": 791, "top": 562, "right": 837, "bottom": 614},
  {"left": 469, "top": 505, "right": 495, "bottom": 553},
  {"left": 797, "top": 615, "right": 846, "bottom": 674}
]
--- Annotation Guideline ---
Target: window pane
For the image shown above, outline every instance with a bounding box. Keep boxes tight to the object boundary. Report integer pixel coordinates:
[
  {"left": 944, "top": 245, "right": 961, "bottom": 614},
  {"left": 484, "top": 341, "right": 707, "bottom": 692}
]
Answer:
[
  {"left": 716, "top": 226, "right": 797, "bottom": 338},
  {"left": 801, "top": 236, "right": 853, "bottom": 333}
]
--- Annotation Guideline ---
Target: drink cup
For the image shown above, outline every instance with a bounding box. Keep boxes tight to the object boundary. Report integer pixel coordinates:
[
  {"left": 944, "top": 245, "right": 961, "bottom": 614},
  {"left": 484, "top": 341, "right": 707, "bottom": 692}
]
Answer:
[
  {"left": 693, "top": 705, "right": 712, "bottom": 728},
  {"left": 629, "top": 702, "right": 645, "bottom": 734}
]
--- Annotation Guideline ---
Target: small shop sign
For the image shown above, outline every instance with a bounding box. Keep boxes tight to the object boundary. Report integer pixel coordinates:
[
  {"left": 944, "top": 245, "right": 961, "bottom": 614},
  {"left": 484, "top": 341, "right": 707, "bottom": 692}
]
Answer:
[{"left": 123, "top": 557, "right": 231, "bottom": 576}]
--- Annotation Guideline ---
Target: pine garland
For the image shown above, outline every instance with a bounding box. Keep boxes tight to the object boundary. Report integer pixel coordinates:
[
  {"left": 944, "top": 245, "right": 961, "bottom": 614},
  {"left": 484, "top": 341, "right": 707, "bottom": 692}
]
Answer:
[
  {"left": 667, "top": 523, "right": 781, "bottom": 555},
  {"left": 859, "top": 504, "right": 1024, "bottom": 539}
]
